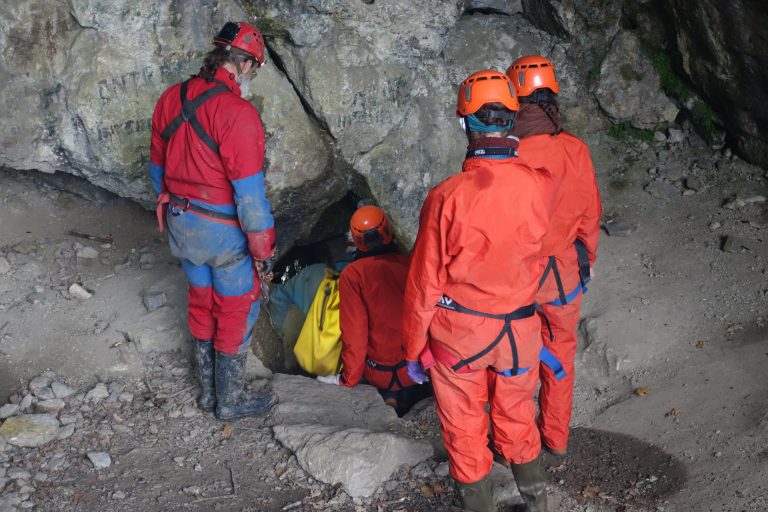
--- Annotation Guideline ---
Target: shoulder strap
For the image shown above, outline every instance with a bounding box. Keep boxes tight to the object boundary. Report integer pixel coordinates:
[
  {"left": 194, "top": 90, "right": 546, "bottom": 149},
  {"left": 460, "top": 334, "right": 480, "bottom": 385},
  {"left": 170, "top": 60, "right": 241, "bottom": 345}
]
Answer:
[{"left": 160, "top": 78, "right": 230, "bottom": 155}]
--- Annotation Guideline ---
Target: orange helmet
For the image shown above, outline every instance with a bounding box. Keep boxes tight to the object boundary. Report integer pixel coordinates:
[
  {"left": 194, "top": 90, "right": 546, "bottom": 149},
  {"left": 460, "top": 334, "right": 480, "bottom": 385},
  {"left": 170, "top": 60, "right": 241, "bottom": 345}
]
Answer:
[
  {"left": 350, "top": 206, "right": 394, "bottom": 252},
  {"left": 457, "top": 70, "right": 519, "bottom": 116},
  {"left": 506, "top": 55, "right": 559, "bottom": 97},
  {"left": 214, "top": 21, "right": 266, "bottom": 66}
]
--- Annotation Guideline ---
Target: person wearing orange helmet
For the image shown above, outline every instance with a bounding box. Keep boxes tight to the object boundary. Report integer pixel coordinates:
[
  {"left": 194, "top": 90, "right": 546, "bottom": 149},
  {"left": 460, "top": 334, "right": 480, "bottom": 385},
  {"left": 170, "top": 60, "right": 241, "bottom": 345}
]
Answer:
[
  {"left": 507, "top": 55, "right": 602, "bottom": 457},
  {"left": 316, "top": 205, "right": 424, "bottom": 415},
  {"left": 402, "top": 70, "right": 556, "bottom": 511},
  {"left": 149, "top": 21, "right": 276, "bottom": 420}
]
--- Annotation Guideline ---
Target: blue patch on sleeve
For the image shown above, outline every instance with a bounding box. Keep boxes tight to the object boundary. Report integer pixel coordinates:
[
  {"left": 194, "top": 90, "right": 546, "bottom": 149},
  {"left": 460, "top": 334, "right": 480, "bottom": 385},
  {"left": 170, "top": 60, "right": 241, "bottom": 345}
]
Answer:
[
  {"left": 231, "top": 173, "right": 274, "bottom": 232},
  {"left": 150, "top": 163, "right": 165, "bottom": 197}
]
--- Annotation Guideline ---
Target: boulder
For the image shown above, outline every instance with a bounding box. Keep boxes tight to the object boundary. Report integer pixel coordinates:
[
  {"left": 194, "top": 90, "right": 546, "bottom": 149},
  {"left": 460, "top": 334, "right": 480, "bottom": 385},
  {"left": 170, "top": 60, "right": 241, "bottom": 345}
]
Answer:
[
  {"left": 270, "top": 374, "right": 397, "bottom": 431},
  {"left": 273, "top": 423, "right": 433, "bottom": 497},
  {"left": 0, "top": 0, "right": 338, "bottom": 250},
  {"left": 0, "top": 414, "right": 60, "bottom": 447},
  {"left": 595, "top": 32, "right": 679, "bottom": 130},
  {"left": 261, "top": 3, "right": 555, "bottom": 243}
]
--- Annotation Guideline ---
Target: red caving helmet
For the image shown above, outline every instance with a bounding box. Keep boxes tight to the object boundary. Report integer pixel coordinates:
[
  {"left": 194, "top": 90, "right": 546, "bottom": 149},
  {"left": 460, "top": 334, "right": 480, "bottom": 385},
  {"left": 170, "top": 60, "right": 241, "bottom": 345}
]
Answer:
[{"left": 214, "top": 21, "right": 266, "bottom": 66}]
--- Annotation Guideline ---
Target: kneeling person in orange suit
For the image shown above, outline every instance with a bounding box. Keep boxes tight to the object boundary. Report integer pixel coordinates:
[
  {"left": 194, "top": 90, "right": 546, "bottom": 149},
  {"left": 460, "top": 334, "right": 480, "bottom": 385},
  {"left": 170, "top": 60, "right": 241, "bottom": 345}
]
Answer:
[
  {"left": 507, "top": 56, "right": 602, "bottom": 456},
  {"left": 402, "top": 70, "right": 557, "bottom": 511},
  {"left": 316, "top": 206, "right": 426, "bottom": 416}
]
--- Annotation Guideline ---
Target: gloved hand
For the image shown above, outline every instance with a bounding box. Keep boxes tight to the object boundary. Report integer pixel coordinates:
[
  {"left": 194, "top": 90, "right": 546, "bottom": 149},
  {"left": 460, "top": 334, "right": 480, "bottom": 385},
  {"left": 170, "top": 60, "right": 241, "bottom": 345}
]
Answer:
[
  {"left": 246, "top": 227, "right": 276, "bottom": 261},
  {"left": 255, "top": 255, "right": 276, "bottom": 279},
  {"left": 316, "top": 374, "right": 341, "bottom": 385},
  {"left": 407, "top": 360, "right": 429, "bottom": 384}
]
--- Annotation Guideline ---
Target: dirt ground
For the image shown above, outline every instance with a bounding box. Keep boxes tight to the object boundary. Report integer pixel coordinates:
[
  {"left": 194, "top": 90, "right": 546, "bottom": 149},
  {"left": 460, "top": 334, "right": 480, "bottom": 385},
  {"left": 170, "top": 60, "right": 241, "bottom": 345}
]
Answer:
[{"left": 0, "top": 125, "right": 767, "bottom": 511}]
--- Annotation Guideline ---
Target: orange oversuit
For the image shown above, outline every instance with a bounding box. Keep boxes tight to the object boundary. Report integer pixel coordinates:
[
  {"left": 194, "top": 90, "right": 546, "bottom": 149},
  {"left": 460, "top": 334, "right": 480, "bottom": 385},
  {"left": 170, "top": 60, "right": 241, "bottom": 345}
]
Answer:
[
  {"left": 339, "top": 251, "right": 416, "bottom": 391},
  {"left": 403, "top": 153, "right": 555, "bottom": 484},
  {"left": 518, "top": 132, "right": 602, "bottom": 453}
]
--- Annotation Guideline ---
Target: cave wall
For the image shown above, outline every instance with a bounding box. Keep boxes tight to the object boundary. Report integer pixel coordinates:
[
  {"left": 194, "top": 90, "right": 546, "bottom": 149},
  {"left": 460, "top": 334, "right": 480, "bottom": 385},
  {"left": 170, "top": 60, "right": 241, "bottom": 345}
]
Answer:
[{"left": 2, "top": 0, "right": 764, "bottom": 249}]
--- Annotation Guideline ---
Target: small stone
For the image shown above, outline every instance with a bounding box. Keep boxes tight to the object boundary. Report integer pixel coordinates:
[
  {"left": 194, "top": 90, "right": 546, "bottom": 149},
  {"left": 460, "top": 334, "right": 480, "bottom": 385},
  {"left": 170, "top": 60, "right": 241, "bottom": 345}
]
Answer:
[
  {"left": 721, "top": 236, "right": 742, "bottom": 253},
  {"left": 604, "top": 222, "right": 635, "bottom": 237},
  {"left": 685, "top": 176, "right": 702, "bottom": 191},
  {"left": 194, "top": 463, "right": 203, "bottom": 472},
  {"left": 142, "top": 292, "right": 167, "bottom": 312},
  {"left": 171, "top": 367, "right": 187, "bottom": 377},
  {"left": 56, "top": 424, "right": 76, "bottom": 440},
  {"left": 653, "top": 131, "right": 666, "bottom": 142},
  {"left": 644, "top": 181, "right": 680, "bottom": 200},
  {"left": 26, "top": 290, "right": 45, "bottom": 304},
  {"left": 0, "top": 414, "right": 60, "bottom": 447},
  {"left": 434, "top": 462, "right": 450, "bottom": 478},
  {"left": 168, "top": 409, "right": 182, "bottom": 419},
  {"left": 68, "top": 283, "right": 92, "bottom": 300},
  {"left": 0, "top": 404, "right": 20, "bottom": 419},
  {"left": 18, "top": 395, "right": 35, "bottom": 413},
  {"left": 51, "top": 382, "right": 75, "bottom": 399},
  {"left": 182, "top": 404, "right": 199, "bottom": 418},
  {"left": 8, "top": 469, "right": 31, "bottom": 480},
  {"left": 112, "top": 490, "right": 126, "bottom": 500},
  {"left": 33, "top": 473, "right": 47, "bottom": 483},
  {"left": 682, "top": 189, "right": 696, "bottom": 196},
  {"left": 85, "top": 383, "right": 109, "bottom": 403},
  {"left": 182, "top": 485, "right": 201, "bottom": 496},
  {"left": 34, "top": 387, "right": 55, "bottom": 400},
  {"left": 29, "top": 374, "right": 53, "bottom": 394},
  {"left": 118, "top": 392, "right": 134, "bottom": 403},
  {"left": 18, "top": 485, "right": 34, "bottom": 494},
  {"left": 714, "top": 451, "right": 723, "bottom": 457},
  {"left": 667, "top": 128, "right": 685, "bottom": 143},
  {"left": 59, "top": 414, "right": 77, "bottom": 425},
  {"left": 709, "top": 222, "right": 721, "bottom": 231},
  {"left": 0, "top": 436, "right": 6, "bottom": 452},
  {"left": 139, "top": 253, "right": 156, "bottom": 265},
  {"left": 76, "top": 246, "right": 99, "bottom": 259},
  {"left": 108, "top": 382, "right": 125, "bottom": 395},
  {"left": 37, "top": 399, "right": 66, "bottom": 413},
  {"left": 0, "top": 256, "right": 10, "bottom": 274},
  {"left": 87, "top": 452, "right": 112, "bottom": 469}
]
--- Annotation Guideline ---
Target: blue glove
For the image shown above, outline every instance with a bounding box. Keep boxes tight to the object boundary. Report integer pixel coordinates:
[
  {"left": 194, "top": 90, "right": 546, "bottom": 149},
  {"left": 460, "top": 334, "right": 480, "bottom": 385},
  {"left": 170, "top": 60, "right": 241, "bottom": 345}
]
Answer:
[{"left": 406, "top": 361, "right": 429, "bottom": 384}]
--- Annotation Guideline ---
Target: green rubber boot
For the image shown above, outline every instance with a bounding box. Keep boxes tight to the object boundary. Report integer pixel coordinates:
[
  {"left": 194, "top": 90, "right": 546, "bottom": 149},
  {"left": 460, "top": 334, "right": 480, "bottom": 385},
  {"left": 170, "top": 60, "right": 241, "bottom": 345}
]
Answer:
[
  {"left": 457, "top": 475, "right": 494, "bottom": 512},
  {"left": 510, "top": 455, "right": 549, "bottom": 512}
]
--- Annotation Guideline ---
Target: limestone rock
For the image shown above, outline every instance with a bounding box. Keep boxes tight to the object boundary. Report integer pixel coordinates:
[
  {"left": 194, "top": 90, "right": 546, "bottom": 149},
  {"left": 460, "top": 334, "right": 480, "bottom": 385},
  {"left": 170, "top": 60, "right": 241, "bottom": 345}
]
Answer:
[
  {"left": 0, "top": 404, "right": 19, "bottom": 420},
  {"left": 270, "top": 374, "right": 397, "bottom": 431},
  {"left": 68, "top": 283, "right": 92, "bottom": 300},
  {"left": 644, "top": 181, "right": 681, "bottom": 200},
  {"left": 465, "top": 0, "right": 522, "bottom": 15},
  {"left": 273, "top": 423, "right": 433, "bottom": 497},
  {"left": 36, "top": 399, "right": 66, "bottom": 414},
  {"left": 85, "top": 383, "right": 109, "bottom": 403},
  {"left": 28, "top": 374, "right": 53, "bottom": 395},
  {"left": 51, "top": 382, "right": 75, "bottom": 399},
  {"left": 596, "top": 32, "right": 679, "bottom": 129},
  {"left": 0, "top": 257, "right": 10, "bottom": 274},
  {"left": 0, "top": 414, "right": 60, "bottom": 447},
  {"left": 87, "top": 452, "right": 112, "bottom": 469}
]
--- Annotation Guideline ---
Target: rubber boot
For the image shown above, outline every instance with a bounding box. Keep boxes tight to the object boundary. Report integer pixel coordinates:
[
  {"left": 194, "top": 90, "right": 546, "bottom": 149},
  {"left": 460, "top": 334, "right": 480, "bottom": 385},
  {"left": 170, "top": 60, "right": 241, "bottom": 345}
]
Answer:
[
  {"left": 510, "top": 455, "right": 549, "bottom": 512},
  {"left": 214, "top": 351, "right": 276, "bottom": 420},
  {"left": 457, "top": 475, "right": 494, "bottom": 512},
  {"left": 193, "top": 339, "right": 216, "bottom": 412}
]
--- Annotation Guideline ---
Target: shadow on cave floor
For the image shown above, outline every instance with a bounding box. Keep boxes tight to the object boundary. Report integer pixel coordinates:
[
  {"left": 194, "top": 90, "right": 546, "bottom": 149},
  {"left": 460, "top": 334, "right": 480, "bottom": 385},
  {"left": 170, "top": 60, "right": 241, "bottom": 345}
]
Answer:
[{"left": 547, "top": 427, "right": 686, "bottom": 509}]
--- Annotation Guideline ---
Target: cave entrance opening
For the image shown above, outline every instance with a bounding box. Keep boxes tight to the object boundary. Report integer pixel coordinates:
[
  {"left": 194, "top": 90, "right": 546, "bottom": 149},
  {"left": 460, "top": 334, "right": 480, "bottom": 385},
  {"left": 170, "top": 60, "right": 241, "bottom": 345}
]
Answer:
[{"left": 268, "top": 191, "right": 433, "bottom": 417}]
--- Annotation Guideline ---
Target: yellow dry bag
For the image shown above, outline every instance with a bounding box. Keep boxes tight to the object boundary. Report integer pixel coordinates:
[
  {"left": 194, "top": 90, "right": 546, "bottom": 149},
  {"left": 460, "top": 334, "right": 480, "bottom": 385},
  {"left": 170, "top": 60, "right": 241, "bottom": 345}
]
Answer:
[{"left": 293, "top": 268, "right": 343, "bottom": 376}]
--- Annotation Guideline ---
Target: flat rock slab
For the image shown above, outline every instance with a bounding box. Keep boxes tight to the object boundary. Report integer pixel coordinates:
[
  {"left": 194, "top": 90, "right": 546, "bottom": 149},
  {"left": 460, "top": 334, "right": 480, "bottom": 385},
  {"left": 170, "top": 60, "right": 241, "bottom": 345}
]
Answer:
[
  {"left": 0, "top": 414, "right": 60, "bottom": 447},
  {"left": 273, "top": 423, "right": 433, "bottom": 497},
  {"left": 270, "top": 374, "right": 398, "bottom": 431}
]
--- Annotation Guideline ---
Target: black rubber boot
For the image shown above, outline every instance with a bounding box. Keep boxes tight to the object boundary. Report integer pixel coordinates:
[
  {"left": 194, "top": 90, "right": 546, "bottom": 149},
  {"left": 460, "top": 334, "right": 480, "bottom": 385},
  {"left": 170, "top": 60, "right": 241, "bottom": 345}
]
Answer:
[
  {"left": 457, "top": 475, "right": 494, "bottom": 512},
  {"left": 510, "top": 454, "right": 549, "bottom": 512},
  {"left": 193, "top": 339, "right": 216, "bottom": 412},
  {"left": 214, "top": 351, "right": 276, "bottom": 420}
]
